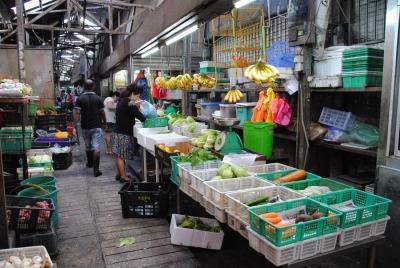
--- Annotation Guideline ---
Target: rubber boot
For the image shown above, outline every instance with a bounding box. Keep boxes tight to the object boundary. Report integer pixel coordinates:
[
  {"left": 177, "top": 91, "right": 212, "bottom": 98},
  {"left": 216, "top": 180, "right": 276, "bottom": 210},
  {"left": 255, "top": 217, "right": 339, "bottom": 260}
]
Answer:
[
  {"left": 86, "top": 151, "right": 93, "bottom": 168},
  {"left": 93, "top": 154, "right": 102, "bottom": 177}
]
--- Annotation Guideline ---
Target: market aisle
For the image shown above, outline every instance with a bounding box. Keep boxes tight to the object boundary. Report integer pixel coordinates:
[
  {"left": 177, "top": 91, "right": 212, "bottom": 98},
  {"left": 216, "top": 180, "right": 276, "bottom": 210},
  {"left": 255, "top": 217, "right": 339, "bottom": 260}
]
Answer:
[{"left": 54, "top": 144, "right": 199, "bottom": 268}]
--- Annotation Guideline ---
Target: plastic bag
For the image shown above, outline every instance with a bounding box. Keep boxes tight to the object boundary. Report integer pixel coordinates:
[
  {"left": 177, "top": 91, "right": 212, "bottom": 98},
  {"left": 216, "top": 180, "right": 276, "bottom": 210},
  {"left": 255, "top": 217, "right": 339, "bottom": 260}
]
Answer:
[
  {"left": 348, "top": 122, "right": 379, "bottom": 146},
  {"left": 269, "top": 96, "right": 292, "bottom": 126},
  {"left": 323, "top": 127, "right": 351, "bottom": 143},
  {"left": 139, "top": 100, "right": 157, "bottom": 118}
]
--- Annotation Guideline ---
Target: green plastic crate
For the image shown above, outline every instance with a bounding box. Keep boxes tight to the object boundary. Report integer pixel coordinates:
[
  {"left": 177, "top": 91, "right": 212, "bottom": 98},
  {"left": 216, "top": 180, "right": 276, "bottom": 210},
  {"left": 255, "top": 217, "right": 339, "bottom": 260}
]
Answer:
[
  {"left": 342, "top": 73, "right": 382, "bottom": 88},
  {"left": 342, "top": 56, "right": 383, "bottom": 66},
  {"left": 143, "top": 117, "right": 169, "bottom": 128},
  {"left": 342, "top": 66, "right": 383, "bottom": 73},
  {"left": 17, "top": 185, "right": 59, "bottom": 210},
  {"left": 256, "top": 170, "right": 321, "bottom": 184},
  {"left": 235, "top": 105, "right": 255, "bottom": 125},
  {"left": 170, "top": 156, "right": 181, "bottom": 187},
  {"left": 0, "top": 131, "right": 33, "bottom": 153},
  {"left": 243, "top": 122, "right": 275, "bottom": 158},
  {"left": 248, "top": 198, "right": 341, "bottom": 246},
  {"left": 199, "top": 67, "right": 226, "bottom": 73},
  {"left": 311, "top": 189, "right": 391, "bottom": 228},
  {"left": 343, "top": 48, "right": 384, "bottom": 58},
  {"left": 284, "top": 178, "right": 352, "bottom": 194}
]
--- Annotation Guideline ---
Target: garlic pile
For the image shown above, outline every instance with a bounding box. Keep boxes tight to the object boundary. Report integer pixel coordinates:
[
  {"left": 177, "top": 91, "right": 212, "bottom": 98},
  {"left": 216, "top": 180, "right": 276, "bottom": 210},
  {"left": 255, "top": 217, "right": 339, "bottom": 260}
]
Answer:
[{"left": 0, "top": 252, "right": 51, "bottom": 268}]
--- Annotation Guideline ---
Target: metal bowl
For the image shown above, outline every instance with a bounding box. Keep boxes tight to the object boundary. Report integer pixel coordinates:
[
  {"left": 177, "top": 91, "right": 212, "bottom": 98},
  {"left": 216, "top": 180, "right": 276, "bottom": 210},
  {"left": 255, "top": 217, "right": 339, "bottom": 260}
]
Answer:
[{"left": 214, "top": 118, "right": 241, "bottom": 127}]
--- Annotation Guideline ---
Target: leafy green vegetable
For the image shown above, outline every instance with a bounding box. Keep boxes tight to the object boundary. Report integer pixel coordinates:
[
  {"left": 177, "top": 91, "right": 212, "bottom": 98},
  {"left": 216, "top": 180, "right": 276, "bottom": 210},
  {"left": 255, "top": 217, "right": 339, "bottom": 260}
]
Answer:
[
  {"left": 177, "top": 148, "right": 218, "bottom": 166},
  {"left": 117, "top": 236, "right": 136, "bottom": 247},
  {"left": 179, "top": 215, "right": 221, "bottom": 233}
]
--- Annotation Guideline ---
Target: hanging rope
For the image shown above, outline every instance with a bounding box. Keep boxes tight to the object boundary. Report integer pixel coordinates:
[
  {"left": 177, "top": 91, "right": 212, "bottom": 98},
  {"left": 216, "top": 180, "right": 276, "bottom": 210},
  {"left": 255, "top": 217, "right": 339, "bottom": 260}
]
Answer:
[
  {"left": 211, "top": 19, "right": 218, "bottom": 85},
  {"left": 231, "top": 10, "right": 238, "bottom": 83}
]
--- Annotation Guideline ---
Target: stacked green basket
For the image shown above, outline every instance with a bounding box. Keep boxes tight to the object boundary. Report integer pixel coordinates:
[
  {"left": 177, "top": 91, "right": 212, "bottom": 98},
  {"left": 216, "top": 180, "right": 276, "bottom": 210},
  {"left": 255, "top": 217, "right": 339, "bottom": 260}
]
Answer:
[{"left": 342, "top": 48, "right": 384, "bottom": 88}]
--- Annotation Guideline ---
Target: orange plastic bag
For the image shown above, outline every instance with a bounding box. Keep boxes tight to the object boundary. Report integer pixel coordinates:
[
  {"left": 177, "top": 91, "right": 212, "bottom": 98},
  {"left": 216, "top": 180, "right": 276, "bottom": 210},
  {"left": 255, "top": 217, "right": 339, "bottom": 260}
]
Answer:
[
  {"left": 251, "top": 91, "right": 267, "bottom": 122},
  {"left": 263, "top": 88, "right": 276, "bottom": 122}
]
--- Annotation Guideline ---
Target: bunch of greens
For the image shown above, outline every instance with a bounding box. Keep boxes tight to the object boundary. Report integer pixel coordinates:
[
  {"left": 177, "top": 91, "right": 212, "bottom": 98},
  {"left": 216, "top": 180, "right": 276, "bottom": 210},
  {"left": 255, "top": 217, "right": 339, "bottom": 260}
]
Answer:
[
  {"left": 177, "top": 148, "right": 218, "bottom": 166},
  {"left": 43, "top": 105, "right": 57, "bottom": 115},
  {"left": 179, "top": 215, "right": 221, "bottom": 233}
]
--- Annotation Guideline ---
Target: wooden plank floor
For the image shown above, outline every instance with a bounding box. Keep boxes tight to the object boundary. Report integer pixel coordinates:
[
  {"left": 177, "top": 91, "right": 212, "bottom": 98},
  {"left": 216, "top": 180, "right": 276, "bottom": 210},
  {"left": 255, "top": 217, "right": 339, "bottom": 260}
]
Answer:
[{"left": 54, "top": 146, "right": 198, "bottom": 268}]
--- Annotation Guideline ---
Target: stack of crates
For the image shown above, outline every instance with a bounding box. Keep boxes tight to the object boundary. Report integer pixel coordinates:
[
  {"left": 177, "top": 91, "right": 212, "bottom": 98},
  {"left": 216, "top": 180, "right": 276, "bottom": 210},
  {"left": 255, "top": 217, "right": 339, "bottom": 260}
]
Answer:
[{"left": 342, "top": 48, "right": 384, "bottom": 88}]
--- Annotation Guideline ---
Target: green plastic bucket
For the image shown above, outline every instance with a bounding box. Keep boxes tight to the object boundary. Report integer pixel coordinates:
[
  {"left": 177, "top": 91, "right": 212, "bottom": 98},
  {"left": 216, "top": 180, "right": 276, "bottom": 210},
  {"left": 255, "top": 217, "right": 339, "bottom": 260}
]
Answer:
[
  {"left": 243, "top": 122, "right": 275, "bottom": 158},
  {"left": 17, "top": 185, "right": 59, "bottom": 209},
  {"left": 20, "top": 176, "right": 57, "bottom": 187}
]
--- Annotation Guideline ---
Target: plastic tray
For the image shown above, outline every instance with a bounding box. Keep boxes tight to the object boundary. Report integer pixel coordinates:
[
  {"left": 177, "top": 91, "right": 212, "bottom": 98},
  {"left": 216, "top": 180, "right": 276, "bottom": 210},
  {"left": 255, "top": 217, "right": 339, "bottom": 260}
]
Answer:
[
  {"left": 311, "top": 189, "right": 391, "bottom": 228},
  {"left": 320, "top": 231, "right": 340, "bottom": 253},
  {"left": 143, "top": 117, "right": 169, "bottom": 128},
  {"left": 248, "top": 198, "right": 341, "bottom": 246},
  {"left": 177, "top": 160, "right": 222, "bottom": 184},
  {"left": 246, "top": 163, "right": 294, "bottom": 175},
  {"left": 256, "top": 170, "right": 321, "bottom": 185},
  {"left": 338, "top": 225, "right": 359, "bottom": 246},
  {"left": 226, "top": 210, "right": 249, "bottom": 239},
  {"left": 226, "top": 186, "right": 305, "bottom": 223},
  {"left": 284, "top": 178, "right": 353, "bottom": 196},
  {"left": 190, "top": 168, "right": 220, "bottom": 195},
  {"left": 204, "top": 197, "right": 227, "bottom": 223},
  {"left": 0, "top": 246, "right": 53, "bottom": 267},
  {"left": 204, "top": 177, "right": 272, "bottom": 208},
  {"left": 342, "top": 73, "right": 382, "bottom": 88},
  {"left": 318, "top": 107, "right": 358, "bottom": 130},
  {"left": 343, "top": 48, "right": 384, "bottom": 58},
  {"left": 191, "top": 187, "right": 206, "bottom": 207}
]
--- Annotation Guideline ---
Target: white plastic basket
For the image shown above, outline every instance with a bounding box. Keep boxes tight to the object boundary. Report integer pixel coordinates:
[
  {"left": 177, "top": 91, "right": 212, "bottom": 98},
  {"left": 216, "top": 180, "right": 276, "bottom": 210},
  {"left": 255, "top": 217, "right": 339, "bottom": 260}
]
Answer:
[
  {"left": 338, "top": 226, "right": 359, "bottom": 246},
  {"left": 226, "top": 210, "right": 249, "bottom": 239},
  {"left": 180, "top": 176, "right": 192, "bottom": 197},
  {"left": 226, "top": 186, "right": 305, "bottom": 223},
  {"left": 373, "top": 216, "right": 390, "bottom": 236},
  {"left": 204, "top": 197, "right": 227, "bottom": 223},
  {"left": 357, "top": 221, "right": 375, "bottom": 241},
  {"left": 247, "top": 227, "right": 301, "bottom": 266},
  {"left": 299, "top": 236, "right": 322, "bottom": 259},
  {"left": 178, "top": 160, "right": 222, "bottom": 183},
  {"left": 246, "top": 163, "right": 294, "bottom": 174},
  {"left": 0, "top": 246, "right": 53, "bottom": 267},
  {"left": 204, "top": 177, "right": 273, "bottom": 208},
  {"left": 320, "top": 231, "right": 340, "bottom": 253},
  {"left": 191, "top": 187, "right": 205, "bottom": 207},
  {"left": 190, "top": 168, "right": 220, "bottom": 195},
  {"left": 181, "top": 122, "right": 208, "bottom": 138}
]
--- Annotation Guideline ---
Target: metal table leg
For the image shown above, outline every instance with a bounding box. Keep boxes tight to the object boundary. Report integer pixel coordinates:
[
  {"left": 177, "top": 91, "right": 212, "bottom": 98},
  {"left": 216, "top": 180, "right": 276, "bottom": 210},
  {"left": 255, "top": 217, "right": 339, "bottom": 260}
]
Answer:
[
  {"left": 155, "top": 158, "right": 160, "bottom": 183},
  {"left": 143, "top": 147, "right": 147, "bottom": 182},
  {"left": 367, "top": 246, "right": 376, "bottom": 268},
  {"left": 176, "top": 187, "right": 181, "bottom": 214}
]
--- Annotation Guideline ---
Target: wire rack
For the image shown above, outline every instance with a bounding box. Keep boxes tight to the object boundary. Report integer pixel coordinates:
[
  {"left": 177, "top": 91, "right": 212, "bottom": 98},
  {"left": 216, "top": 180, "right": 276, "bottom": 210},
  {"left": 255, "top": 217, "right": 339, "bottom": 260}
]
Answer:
[{"left": 352, "top": 0, "right": 386, "bottom": 43}]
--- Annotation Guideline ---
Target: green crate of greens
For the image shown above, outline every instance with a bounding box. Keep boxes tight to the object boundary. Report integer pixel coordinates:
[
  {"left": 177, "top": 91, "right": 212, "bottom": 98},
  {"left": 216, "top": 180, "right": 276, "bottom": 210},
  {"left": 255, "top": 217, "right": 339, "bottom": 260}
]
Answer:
[
  {"left": 256, "top": 169, "right": 320, "bottom": 185},
  {"left": 284, "top": 178, "right": 353, "bottom": 196},
  {"left": 144, "top": 117, "right": 169, "bottom": 128},
  {"left": 248, "top": 198, "right": 341, "bottom": 246},
  {"left": 311, "top": 188, "right": 391, "bottom": 228}
]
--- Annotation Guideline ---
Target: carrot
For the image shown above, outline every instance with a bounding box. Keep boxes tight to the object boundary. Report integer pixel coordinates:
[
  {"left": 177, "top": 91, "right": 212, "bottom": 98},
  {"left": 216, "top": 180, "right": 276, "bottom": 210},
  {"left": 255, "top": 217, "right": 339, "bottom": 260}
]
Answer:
[
  {"left": 273, "top": 170, "right": 307, "bottom": 184},
  {"left": 260, "top": 212, "right": 278, "bottom": 218},
  {"left": 276, "top": 222, "right": 291, "bottom": 227},
  {"left": 264, "top": 217, "right": 282, "bottom": 225}
]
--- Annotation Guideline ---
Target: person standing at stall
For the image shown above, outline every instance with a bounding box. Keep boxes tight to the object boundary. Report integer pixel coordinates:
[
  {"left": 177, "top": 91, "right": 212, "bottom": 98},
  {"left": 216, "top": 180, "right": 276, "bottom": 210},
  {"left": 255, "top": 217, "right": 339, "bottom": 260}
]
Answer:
[
  {"left": 104, "top": 91, "right": 120, "bottom": 154},
  {"left": 73, "top": 79, "right": 106, "bottom": 177},
  {"left": 112, "top": 83, "right": 146, "bottom": 182}
]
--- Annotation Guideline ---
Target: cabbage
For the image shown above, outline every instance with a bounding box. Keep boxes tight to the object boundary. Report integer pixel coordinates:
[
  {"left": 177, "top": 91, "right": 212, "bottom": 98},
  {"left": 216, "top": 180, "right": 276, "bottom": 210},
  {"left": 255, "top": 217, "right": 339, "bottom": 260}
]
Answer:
[
  {"left": 221, "top": 168, "right": 234, "bottom": 179},
  {"left": 212, "top": 176, "right": 222, "bottom": 180},
  {"left": 197, "top": 135, "right": 207, "bottom": 143},
  {"left": 206, "top": 135, "right": 216, "bottom": 143},
  {"left": 186, "top": 123, "right": 196, "bottom": 133},
  {"left": 218, "top": 163, "right": 231, "bottom": 176},
  {"left": 232, "top": 166, "right": 249, "bottom": 177},
  {"left": 186, "top": 116, "right": 195, "bottom": 123}
]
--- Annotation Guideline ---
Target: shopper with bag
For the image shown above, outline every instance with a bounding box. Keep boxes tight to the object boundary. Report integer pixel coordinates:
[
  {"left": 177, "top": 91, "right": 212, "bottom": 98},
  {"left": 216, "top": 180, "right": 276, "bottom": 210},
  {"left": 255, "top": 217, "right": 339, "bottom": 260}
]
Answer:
[
  {"left": 104, "top": 91, "right": 120, "bottom": 154},
  {"left": 112, "top": 83, "right": 146, "bottom": 182}
]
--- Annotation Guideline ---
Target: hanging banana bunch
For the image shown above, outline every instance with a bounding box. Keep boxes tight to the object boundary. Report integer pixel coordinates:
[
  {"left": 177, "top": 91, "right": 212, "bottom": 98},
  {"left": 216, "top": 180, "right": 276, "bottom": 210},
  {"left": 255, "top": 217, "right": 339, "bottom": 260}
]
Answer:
[
  {"left": 244, "top": 60, "right": 279, "bottom": 85},
  {"left": 224, "top": 86, "right": 243, "bottom": 103}
]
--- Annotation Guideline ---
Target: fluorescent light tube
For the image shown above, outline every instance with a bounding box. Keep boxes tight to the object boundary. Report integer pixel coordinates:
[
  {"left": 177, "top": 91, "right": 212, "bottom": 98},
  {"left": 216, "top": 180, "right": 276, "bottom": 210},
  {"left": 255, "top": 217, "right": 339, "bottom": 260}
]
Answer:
[
  {"left": 141, "top": 47, "right": 159, "bottom": 58},
  {"left": 165, "top": 25, "right": 198, "bottom": 46},
  {"left": 234, "top": 0, "right": 256, "bottom": 8},
  {"left": 74, "top": 33, "right": 91, "bottom": 42},
  {"left": 61, "top": 55, "right": 72, "bottom": 58}
]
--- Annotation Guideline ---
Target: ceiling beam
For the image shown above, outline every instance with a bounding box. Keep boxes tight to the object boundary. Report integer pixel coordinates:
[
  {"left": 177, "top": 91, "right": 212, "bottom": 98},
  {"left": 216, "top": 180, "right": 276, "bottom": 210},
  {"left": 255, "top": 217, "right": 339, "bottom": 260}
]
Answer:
[
  {"left": 77, "top": 0, "right": 154, "bottom": 9},
  {"left": 21, "top": 23, "right": 130, "bottom": 35},
  {"left": 27, "top": 0, "right": 65, "bottom": 25},
  {"left": 70, "top": 0, "right": 108, "bottom": 31}
]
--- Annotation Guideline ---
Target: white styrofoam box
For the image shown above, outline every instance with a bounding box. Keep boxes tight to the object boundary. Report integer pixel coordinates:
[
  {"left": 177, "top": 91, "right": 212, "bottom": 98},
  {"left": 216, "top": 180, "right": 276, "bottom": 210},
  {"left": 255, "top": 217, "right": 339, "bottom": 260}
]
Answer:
[
  {"left": 178, "top": 160, "right": 222, "bottom": 183},
  {"left": 247, "top": 227, "right": 301, "bottom": 266},
  {"left": 228, "top": 68, "right": 250, "bottom": 85},
  {"left": 313, "top": 46, "right": 347, "bottom": 76},
  {"left": 373, "top": 216, "right": 390, "bottom": 236},
  {"left": 204, "top": 177, "right": 272, "bottom": 208},
  {"left": 145, "top": 133, "right": 189, "bottom": 152},
  {"left": 170, "top": 214, "right": 224, "bottom": 250},
  {"left": 246, "top": 163, "right": 295, "bottom": 175},
  {"left": 320, "top": 231, "right": 340, "bottom": 253},
  {"left": 299, "top": 236, "right": 322, "bottom": 259},
  {"left": 226, "top": 210, "right": 249, "bottom": 239},
  {"left": 136, "top": 126, "right": 169, "bottom": 146},
  {"left": 309, "top": 75, "right": 342, "bottom": 88},
  {"left": 167, "top": 89, "right": 183, "bottom": 99},
  {"left": 204, "top": 197, "right": 227, "bottom": 223},
  {"left": 338, "top": 226, "right": 359, "bottom": 246},
  {"left": 0, "top": 246, "right": 53, "bottom": 267},
  {"left": 199, "top": 61, "right": 223, "bottom": 68},
  {"left": 226, "top": 186, "right": 305, "bottom": 223},
  {"left": 357, "top": 221, "right": 375, "bottom": 241},
  {"left": 191, "top": 168, "right": 219, "bottom": 195}
]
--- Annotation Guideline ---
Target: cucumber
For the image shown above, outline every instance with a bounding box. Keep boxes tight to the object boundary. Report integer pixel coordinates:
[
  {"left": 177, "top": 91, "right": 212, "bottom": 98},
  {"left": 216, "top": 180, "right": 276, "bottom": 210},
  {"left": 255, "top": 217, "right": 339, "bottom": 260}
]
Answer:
[{"left": 245, "top": 195, "right": 269, "bottom": 207}]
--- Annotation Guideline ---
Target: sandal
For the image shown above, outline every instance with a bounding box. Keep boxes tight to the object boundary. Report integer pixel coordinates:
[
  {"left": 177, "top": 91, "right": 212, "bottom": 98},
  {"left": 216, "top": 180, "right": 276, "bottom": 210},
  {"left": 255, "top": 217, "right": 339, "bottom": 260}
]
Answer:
[
  {"left": 115, "top": 174, "right": 121, "bottom": 181},
  {"left": 119, "top": 177, "right": 131, "bottom": 183}
]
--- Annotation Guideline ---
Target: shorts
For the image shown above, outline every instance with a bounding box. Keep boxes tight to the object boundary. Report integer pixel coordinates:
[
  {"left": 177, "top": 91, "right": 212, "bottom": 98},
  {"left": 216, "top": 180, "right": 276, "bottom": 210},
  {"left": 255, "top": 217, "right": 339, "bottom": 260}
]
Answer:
[
  {"left": 82, "top": 128, "right": 103, "bottom": 151},
  {"left": 111, "top": 132, "right": 134, "bottom": 160},
  {"left": 105, "top": 122, "right": 115, "bottom": 133}
]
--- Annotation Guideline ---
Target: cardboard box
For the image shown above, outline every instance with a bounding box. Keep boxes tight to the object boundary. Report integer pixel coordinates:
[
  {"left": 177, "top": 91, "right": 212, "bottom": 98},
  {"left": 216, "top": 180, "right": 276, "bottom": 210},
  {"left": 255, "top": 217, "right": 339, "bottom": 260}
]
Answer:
[{"left": 170, "top": 214, "right": 224, "bottom": 250}]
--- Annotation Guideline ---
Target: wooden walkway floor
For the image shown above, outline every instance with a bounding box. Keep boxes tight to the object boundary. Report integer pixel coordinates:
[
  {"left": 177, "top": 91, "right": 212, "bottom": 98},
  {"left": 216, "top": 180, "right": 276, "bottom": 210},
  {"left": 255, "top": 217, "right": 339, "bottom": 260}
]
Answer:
[{"left": 54, "top": 146, "right": 198, "bottom": 268}]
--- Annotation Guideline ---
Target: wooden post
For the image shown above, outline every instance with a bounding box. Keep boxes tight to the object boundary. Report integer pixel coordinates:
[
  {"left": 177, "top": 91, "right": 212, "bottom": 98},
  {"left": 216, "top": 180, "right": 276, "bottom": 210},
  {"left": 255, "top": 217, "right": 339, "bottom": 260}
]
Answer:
[{"left": 16, "top": 0, "right": 26, "bottom": 82}]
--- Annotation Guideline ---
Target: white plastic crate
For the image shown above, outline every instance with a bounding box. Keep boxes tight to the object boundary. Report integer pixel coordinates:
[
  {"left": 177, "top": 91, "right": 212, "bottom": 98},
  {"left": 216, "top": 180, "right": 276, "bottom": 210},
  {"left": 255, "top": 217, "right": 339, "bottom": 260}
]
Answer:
[
  {"left": 204, "top": 177, "right": 272, "bottom": 208},
  {"left": 190, "top": 168, "right": 220, "bottom": 195},
  {"left": 299, "top": 236, "right": 322, "bottom": 259},
  {"left": 191, "top": 187, "right": 205, "bottom": 207},
  {"left": 246, "top": 163, "right": 294, "bottom": 174},
  {"left": 357, "top": 221, "right": 375, "bottom": 241},
  {"left": 338, "top": 226, "right": 359, "bottom": 246},
  {"left": 247, "top": 227, "right": 301, "bottom": 266},
  {"left": 226, "top": 186, "right": 305, "bottom": 223},
  {"left": 373, "top": 216, "right": 390, "bottom": 236},
  {"left": 181, "top": 123, "right": 208, "bottom": 138},
  {"left": 0, "top": 246, "right": 53, "bottom": 267},
  {"left": 226, "top": 210, "right": 249, "bottom": 239},
  {"left": 204, "top": 197, "right": 227, "bottom": 223},
  {"left": 320, "top": 231, "right": 340, "bottom": 253},
  {"left": 178, "top": 161, "right": 222, "bottom": 183},
  {"left": 318, "top": 107, "right": 358, "bottom": 131},
  {"left": 180, "top": 176, "right": 192, "bottom": 197}
]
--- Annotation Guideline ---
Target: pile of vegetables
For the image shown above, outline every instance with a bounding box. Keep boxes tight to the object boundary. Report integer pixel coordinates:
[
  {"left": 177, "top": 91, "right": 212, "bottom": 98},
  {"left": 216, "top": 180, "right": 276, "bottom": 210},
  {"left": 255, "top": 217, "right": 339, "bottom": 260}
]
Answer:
[
  {"left": 245, "top": 195, "right": 283, "bottom": 207},
  {"left": 179, "top": 215, "right": 221, "bottom": 233},
  {"left": 0, "top": 79, "right": 32, "bottom": 97},
  {"left": 0, "top": 253, "right": 52, "bottom": 268},
  {"left": 168, "top": 114, "right": 195, "bottom": 126},
  {"left": 191, "top": 129, "right": 219, "bottom": 150},
  {"left": 37, "top": 105, "right": 57, "bottom": 116},
  {"left": 259, "top": 208, "right": 328, "bottom": 228},
  {"left": 298, "top": 186, "right": 331, "bottom": 196},
  {"left": 177, "top": 148, "right": 218, "bottom": 166},
  {"left": 212, "top": 163, "right": 249, "bottom": 180},
  {"left": 27, "top": 154, "right": 52, "bottom": 165}
]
